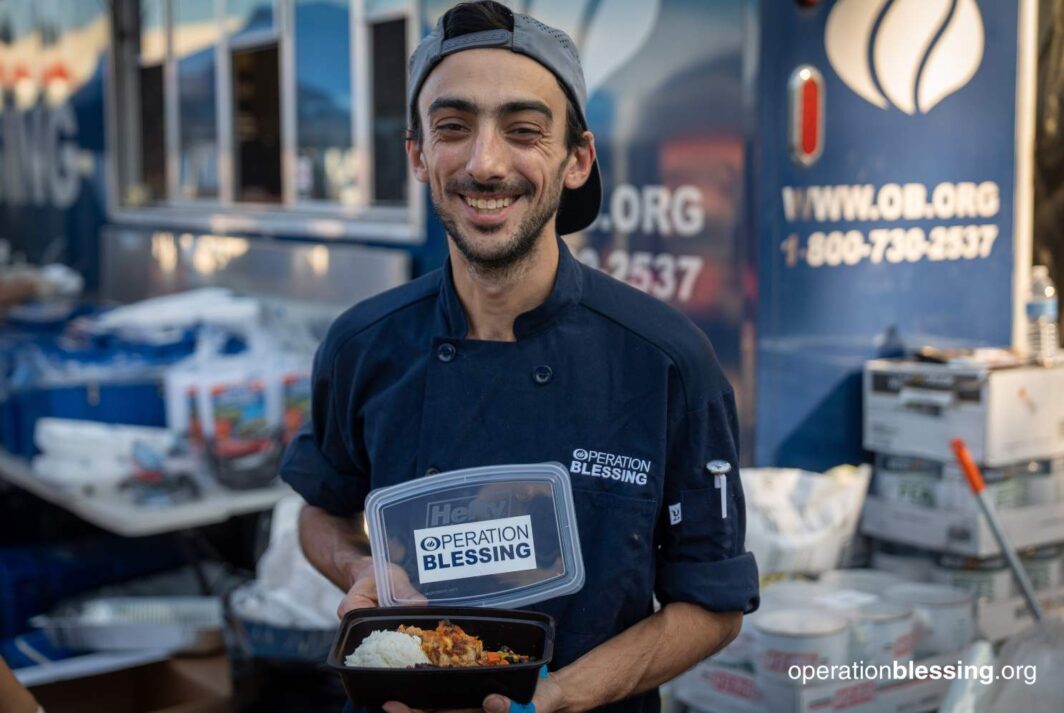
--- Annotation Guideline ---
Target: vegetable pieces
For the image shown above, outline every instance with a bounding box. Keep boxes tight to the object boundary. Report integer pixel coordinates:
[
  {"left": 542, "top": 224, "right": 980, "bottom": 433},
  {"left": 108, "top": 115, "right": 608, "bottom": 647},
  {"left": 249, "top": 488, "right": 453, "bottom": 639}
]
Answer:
[{"left": 398, "top": 621, "right": 531, "bottom": 667}]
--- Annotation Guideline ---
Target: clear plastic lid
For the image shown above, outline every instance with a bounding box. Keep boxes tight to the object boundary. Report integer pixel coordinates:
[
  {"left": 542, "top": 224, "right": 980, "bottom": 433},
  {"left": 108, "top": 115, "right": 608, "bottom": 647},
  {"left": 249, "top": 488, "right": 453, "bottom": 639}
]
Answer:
[{"left": 364, "top": 462, "right": 585, "bottom": 609}]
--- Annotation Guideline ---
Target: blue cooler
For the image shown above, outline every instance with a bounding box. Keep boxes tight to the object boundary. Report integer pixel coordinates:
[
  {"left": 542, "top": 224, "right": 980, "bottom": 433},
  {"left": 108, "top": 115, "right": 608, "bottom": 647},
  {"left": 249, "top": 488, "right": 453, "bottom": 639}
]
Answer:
[{"left": 2, "top": 338, "right": 184, "bottom": 457}]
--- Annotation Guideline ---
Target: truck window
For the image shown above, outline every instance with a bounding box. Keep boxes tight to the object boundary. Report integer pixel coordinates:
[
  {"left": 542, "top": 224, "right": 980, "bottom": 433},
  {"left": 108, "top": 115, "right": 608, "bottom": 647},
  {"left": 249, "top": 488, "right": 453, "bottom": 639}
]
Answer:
[
  {"left": 371, "top": 18, "right": 406, "bottom": 206},
  {"left": 294, "top": 0, "right": 355, "bottom": 204},
  {"left": 174, "top": 0, "right": 220, "bottom": 199},
  {"left": 233, "top": 42, "right": 282, "bottom": 203},
  {"left": 110, "top": 0, "right": 413, "bottom": 232}
]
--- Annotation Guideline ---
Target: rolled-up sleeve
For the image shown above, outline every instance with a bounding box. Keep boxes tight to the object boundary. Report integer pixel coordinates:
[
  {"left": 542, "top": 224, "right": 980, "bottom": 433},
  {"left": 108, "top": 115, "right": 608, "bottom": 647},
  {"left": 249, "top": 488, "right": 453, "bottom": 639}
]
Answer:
[
  {"left": 655, "top": 387, "right": 760, "bottom": 614},
  {"left": 280, "top": 338, "right": 368, "bottom": 517}
]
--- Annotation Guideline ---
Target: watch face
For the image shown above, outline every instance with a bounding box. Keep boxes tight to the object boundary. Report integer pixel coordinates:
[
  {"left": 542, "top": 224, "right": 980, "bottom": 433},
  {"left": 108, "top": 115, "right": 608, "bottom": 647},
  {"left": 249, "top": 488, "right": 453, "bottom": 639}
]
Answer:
[{"left": 706, "top": 459, "right": 732, "bottom": 475}]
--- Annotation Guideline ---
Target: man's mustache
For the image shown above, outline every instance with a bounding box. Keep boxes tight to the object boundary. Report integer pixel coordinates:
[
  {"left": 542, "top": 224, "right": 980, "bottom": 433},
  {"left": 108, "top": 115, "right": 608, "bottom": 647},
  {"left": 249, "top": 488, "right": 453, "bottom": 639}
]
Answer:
[{"left": 447, "top": 177, "right": 533, "bottom": 196}]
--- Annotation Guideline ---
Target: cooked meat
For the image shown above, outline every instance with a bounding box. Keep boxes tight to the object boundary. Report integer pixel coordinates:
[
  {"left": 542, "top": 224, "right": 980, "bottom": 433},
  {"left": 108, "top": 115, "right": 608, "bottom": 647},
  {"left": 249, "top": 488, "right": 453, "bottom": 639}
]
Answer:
[{"left": 397, "top": 621, "right": 530, "bottom": 667}]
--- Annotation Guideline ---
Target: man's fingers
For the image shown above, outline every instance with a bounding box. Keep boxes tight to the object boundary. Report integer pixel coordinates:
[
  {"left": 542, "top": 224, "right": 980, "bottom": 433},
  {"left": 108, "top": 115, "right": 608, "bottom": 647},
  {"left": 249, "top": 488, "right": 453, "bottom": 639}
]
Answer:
[
  {"left": 337, "top": 592, "right": 376, "bottom": 618},
  {"left": 383, "top": 703, "right": 493, "bottom": 713},
  {"left": 482, "top": 695, "right": 510, "bottom": 713},
  {"left": 383, "top": 704, "right": 482, "bottom": 713},
  {"left": 382, "top": 702, "right": 419, "bottom": 713},
  {"left": 492, "top": 665, "right": 552, "bottom": 713},
  {"left": 389, "top": 564, "right": 428, "bottom": 605},
  {"left": 395, "top": 581, "right": 429, "bottom": 605}
]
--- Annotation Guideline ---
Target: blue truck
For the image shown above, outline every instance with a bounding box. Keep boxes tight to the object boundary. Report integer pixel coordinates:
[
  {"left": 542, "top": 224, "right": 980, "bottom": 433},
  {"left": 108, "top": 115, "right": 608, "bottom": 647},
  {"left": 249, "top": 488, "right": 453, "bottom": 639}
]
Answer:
[{"left": 0, "top": 0, "right": 1038, "bottom": 469}]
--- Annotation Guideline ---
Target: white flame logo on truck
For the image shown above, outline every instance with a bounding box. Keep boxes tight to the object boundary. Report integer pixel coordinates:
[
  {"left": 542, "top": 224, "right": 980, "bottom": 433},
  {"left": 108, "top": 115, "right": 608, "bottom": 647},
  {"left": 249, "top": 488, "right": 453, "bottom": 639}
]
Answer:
[{"left": 825, "top": 0, "right": 984, "bottom": 114}]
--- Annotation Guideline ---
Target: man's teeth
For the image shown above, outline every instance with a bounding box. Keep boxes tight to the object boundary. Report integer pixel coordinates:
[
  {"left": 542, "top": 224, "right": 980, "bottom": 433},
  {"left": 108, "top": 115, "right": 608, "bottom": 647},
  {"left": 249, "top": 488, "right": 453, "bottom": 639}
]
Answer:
[{"left": 464, "top": 196, "right": 514, "bottom": 211}]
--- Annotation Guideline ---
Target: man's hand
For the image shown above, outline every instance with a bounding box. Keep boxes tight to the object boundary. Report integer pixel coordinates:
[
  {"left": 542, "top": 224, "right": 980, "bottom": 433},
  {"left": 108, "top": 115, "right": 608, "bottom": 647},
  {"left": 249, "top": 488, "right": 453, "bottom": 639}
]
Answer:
[
  {"left": 338, "top": 561, "right": 427, "bottom": 618},
  {"left": 381, "top": 667, "right": 565, "bottom": 713},
  {"left": 485, "top": 670, "right": 565, "bottom": 713},
  {"left": 296, "top": 505, "right": 428, "bottom": 618},
  {"left": 337, "top": 562, "right": 381, "bottom": 615},
  {"left": 0, "top": 658, "right": 38, "bottom": 713}
]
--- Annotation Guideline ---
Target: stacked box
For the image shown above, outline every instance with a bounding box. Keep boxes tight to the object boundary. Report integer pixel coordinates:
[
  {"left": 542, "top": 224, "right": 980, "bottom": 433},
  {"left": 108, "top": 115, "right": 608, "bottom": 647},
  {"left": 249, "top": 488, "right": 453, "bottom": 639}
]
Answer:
[{"left": 861, "top": 359, "right": 1064, "bottom": 640}]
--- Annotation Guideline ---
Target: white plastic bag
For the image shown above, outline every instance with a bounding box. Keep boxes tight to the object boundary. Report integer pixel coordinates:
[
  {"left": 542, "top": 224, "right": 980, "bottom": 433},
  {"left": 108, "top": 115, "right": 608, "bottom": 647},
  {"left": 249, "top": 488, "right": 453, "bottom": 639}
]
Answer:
[
  {"left": 232, "top": 496, "right": 344, "bottom": 628},
  {"left": 743, "top": 465, "right": 871, "bottom": 576}
]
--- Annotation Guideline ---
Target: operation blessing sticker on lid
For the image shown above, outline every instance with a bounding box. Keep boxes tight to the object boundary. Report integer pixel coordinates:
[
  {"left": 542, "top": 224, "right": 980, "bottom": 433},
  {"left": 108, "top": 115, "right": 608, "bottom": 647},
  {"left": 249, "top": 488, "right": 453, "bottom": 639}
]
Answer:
[{"left": 413, "top": 515, "right": 538, "bottom": 584}]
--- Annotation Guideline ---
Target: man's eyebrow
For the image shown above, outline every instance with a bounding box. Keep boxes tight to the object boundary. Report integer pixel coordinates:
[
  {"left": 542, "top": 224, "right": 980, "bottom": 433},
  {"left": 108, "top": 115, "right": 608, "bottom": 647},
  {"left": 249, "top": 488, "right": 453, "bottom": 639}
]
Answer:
[
  {"left": 498, "top": 100, "right": 552, "bottom": 122},
  {"left": 426, "top": 97, "right": 553, "bottom": 122},
  {"left": 427, "top": 97, "right": 478, "bottom": 116}
]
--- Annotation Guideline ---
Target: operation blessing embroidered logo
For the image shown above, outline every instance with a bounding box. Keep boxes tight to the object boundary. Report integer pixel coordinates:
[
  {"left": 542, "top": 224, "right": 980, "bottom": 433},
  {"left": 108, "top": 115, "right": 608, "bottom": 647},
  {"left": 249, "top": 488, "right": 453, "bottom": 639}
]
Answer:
[
  {"left": 570, "top": 448, "right": 652, "bottom": 486},
  {"left": 413, "top": 515, "right": 537, "bottom": 584}
]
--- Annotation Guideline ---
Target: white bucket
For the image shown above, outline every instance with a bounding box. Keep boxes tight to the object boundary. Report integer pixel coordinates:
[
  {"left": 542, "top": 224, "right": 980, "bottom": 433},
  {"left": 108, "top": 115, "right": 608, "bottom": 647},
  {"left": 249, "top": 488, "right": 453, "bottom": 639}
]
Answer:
[
  {"left": 883, "top": 583, "right": 974, "bottom": 657},
  {"left": 872, "top": 545, "right": 935, "bottom": 581},
  {"left": 754, "top": 608, "right": 850, "bottom": 677},
  {"left": 718, "top": 580, "right": 834, "bottom": 669},
  {"left": 819, "top": 568, "right": 905, "bottom": 594},
  {"left": 849, "top": 600, "right": 916, "bottom": 665},
  {"left": 761, "top": 580, "right": 834, "bottom": 608},
  {"left": 754, "top": 608, "right": 850, "bottom": 712}
]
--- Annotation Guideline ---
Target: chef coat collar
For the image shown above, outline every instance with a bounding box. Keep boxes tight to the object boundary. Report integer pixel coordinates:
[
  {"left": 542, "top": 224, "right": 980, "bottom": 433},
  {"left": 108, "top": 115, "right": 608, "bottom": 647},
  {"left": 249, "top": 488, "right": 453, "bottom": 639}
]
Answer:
[{"left": 438, "top": 236, "right": 584, "bottom": 340}]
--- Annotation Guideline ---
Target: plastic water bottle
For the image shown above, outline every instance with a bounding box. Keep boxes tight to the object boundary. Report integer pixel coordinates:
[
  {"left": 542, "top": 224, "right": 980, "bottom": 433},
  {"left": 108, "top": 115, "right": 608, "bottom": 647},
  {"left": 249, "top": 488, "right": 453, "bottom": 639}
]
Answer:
[{"left": 1027, "top": 265, "right": 1059, "bottom": 365}]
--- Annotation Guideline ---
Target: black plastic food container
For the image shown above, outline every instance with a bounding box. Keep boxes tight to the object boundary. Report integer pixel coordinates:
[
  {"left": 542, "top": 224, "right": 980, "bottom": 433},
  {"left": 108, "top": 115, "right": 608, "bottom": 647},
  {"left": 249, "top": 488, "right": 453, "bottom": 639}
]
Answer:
[{"left": 327, "top": 607, "right": 555, "bottom": 709}]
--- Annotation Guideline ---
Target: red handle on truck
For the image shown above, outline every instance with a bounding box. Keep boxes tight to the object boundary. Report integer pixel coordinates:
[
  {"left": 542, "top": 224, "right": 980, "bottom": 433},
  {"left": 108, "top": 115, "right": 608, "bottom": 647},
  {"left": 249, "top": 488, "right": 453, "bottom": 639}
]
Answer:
[{"left": 950, "top": 438, "right": 986, "bottom": 494}]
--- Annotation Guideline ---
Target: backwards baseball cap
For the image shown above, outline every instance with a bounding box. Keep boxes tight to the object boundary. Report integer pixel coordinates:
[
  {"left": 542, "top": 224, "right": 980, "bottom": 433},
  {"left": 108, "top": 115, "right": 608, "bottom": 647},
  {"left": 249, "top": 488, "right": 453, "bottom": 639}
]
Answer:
[{"left": 407, "top": 2, "right": 602, "bottom": 235}]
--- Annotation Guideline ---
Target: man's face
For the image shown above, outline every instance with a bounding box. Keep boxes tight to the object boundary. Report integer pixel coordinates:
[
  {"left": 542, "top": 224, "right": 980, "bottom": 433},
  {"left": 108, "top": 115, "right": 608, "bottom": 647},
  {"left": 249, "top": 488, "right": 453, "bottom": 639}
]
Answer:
[{"left": 408, "top": 49, "right": 594, "bottom": 270}]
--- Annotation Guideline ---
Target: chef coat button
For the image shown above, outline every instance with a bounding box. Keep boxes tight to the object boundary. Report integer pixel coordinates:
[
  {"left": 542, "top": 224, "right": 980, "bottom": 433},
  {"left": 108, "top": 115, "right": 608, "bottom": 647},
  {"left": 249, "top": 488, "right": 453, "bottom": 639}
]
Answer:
[
  {"left": 533, "top": 365, "right": 553, "bottom": 385},
  {"left": 436, "top": 343, "right": 456, "bottom": 363},
  {"left": 425, "top": 466, "right": 440, "bottom": 476}
]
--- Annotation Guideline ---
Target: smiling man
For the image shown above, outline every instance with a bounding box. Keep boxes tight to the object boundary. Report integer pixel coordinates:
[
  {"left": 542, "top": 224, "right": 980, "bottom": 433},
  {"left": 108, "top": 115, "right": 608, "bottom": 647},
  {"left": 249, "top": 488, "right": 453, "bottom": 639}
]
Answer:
[{"left": 281, "top": 3, "right": 759, "bottom": 713}]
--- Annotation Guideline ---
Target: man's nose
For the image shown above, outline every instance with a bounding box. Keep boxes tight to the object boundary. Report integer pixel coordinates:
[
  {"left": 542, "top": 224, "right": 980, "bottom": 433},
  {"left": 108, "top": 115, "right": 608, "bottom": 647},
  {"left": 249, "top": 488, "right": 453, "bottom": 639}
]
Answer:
[{"left": 465, "top": 128, "right": 508, "bottom": 183}]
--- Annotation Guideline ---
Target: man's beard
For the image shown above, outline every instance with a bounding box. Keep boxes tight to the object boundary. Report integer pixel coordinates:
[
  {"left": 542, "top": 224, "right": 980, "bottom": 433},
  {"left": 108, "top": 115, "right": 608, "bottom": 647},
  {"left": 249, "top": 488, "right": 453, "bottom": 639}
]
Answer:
[{"left": 433, "top": 162, "right": 566, "bottom": 279}]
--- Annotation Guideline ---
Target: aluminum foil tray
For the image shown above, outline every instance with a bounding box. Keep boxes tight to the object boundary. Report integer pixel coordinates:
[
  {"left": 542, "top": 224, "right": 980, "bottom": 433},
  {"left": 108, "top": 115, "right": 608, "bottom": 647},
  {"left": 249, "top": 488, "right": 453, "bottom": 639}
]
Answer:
[{"left": 31, "top": 596, "right": 224, "bottom": 654}]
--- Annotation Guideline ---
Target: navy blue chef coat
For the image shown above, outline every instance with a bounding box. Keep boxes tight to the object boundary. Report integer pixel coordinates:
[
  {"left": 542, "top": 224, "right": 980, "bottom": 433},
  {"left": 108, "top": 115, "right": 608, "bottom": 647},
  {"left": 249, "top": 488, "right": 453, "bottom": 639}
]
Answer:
[{"left": 281, "top": 237, "right": 759, "bottom": 713}]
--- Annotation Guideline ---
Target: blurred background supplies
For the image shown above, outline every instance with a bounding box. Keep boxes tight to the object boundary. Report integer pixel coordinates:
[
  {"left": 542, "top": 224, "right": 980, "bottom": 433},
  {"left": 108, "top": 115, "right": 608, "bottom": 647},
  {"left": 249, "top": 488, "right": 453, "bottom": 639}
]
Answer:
[
  {"left": 674, "top": 569, "right": 976, "bottom": 713},
  {"left": 1026, "top": 265, "right": 1059, "bottom": 365},
  {"left": 986, "top": 621, "right": 1064, "bottom": 712},
  {"left": 881, "top": 582, "right": 976, "bottom": 659},
  {"left": 86, "top": 288, "right": 262, "bottom": 339},
  {"left": 1, "top": 339, "right": 175, "bottom": 459},
  {"left": 163, "top": 323, "right": 312, "bottom": 460},
  {"left": 940, "top": 438, "right": 1064, "bottom": 712},
  {"left": 0, "top": 536, "right": 186, "bottom": 641},
  {"left": 30, "top": 419, "right": 178, "bottom": 493},
  {"left": 0, "top": 262, "right": 84, "bottom": 321},
  {"left": 206, "top": 428, "right": 285, "bottom": 492},
  {"left": 224, "top": 496, "right": 347, "bottom": 712},
  {"left": 743, "top": 465, "right": 871, "bottom": 576},
  {"left": 32, "top": 596, "right": 224, "bottom": 655},
  {"left": 228, "top": 496, "right": 342, "bottom": 636}
]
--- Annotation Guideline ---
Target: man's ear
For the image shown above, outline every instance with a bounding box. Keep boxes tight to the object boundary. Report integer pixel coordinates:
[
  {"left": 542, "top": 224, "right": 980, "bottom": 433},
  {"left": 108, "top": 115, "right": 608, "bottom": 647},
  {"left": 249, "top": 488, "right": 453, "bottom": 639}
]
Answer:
[
  {"left": 563, "top": 131, "right": 596, "bottom": 190},
  {"left": 406, "top": 138, "right": 429, "bottom": 184}
]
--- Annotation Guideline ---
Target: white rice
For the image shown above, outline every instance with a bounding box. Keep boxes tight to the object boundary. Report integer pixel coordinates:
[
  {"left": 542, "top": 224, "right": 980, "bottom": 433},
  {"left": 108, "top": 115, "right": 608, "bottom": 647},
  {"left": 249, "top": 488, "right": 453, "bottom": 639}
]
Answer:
[{"left": 345, "top": 630, "right": 430, "bottom": 668}]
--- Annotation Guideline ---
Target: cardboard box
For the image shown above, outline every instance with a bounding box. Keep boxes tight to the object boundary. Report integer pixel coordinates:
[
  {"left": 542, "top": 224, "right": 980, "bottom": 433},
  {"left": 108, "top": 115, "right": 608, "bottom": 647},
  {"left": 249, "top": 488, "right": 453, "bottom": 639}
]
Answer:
[
  {"left": 872, "top": 453, "right": 1063, "bottom": 516},
  {"left": 30, "top": 655, "right": 230, "bottom": 713},
  {"left": 863, "top": 361, "right": 1064, "bottom": 466},
  {"left": 673, "top": 662, "right": 764, "bottom": 713},
  {"left": 976, "top": 586, "right": 1064, "bottom": 642},
  {"left": 674, "top": 652, "right": 958, "bottom": 713},
  {"left": 860, "top": 495, "right": 1064, "bottom": 557}
]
